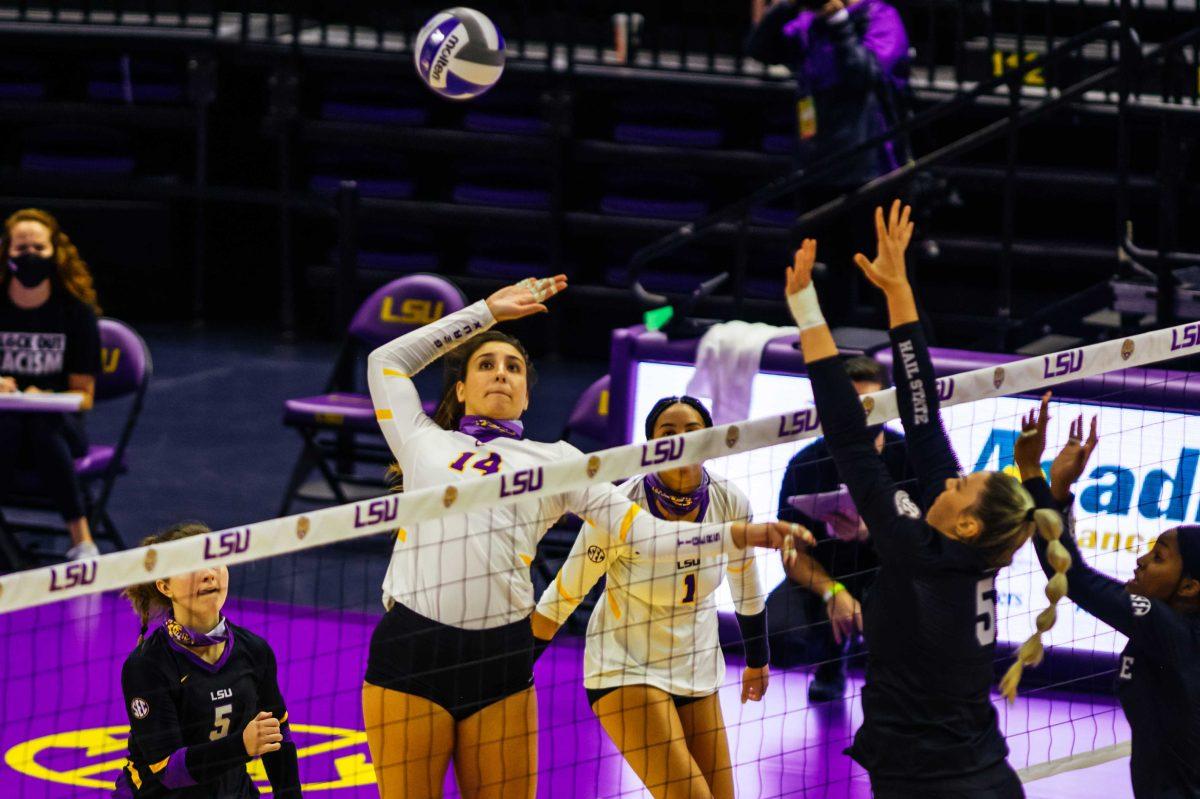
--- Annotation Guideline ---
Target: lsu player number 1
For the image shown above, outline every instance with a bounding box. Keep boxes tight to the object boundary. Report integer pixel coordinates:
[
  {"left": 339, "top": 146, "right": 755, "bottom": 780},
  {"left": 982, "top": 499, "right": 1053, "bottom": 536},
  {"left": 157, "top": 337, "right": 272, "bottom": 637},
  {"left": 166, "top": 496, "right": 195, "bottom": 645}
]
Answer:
[{"left": 681, "top": 573, "right": 698, "bottom": 604}]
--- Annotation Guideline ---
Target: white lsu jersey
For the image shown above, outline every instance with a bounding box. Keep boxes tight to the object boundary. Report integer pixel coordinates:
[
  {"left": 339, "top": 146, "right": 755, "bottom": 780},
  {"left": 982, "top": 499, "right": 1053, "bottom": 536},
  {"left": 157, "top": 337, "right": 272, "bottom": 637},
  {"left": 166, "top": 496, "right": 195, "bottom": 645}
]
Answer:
[
  {"left": 536, "top": 473, "right": 766, "bottom": 697},
  {"left": 367, "top": 300, "right": 748, "bottom": 630}
]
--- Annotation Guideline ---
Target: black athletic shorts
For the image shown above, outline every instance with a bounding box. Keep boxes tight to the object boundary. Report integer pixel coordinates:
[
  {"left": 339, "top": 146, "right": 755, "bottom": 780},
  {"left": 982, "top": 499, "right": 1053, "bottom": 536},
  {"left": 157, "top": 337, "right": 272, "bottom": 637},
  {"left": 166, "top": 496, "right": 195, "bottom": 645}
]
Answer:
[
  {"left": 364, "top": 602, "right": 535, "bottom": 722},
  {"left": 869, "top": 759, "right": 1024, "bottom": 799},
  {"left": 586, "top": 685, "right": 712, "bottom": 710}
]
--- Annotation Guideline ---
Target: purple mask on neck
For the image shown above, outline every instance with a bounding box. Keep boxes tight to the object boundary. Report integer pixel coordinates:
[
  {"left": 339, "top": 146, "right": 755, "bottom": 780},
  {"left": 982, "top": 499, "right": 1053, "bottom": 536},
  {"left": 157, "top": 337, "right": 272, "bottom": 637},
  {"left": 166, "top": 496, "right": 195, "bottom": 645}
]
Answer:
[
  {"left": 644, "top": 470, "right": 710, "bottom": 521},
  {"left": 164, "top": 612, "right": 228, "bottom": 648},
  {"left": 458, "top": 415, "right": 525, "bottom": 443}
]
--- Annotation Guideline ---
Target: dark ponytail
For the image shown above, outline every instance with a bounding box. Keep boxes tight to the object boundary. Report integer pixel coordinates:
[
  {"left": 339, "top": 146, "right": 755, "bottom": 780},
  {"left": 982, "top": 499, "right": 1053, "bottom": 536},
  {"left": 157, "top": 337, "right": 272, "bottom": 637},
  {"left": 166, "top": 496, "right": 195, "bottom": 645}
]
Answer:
[
  {"left": 121, "top": 522, "right": 211, "bottom": 645},
  {"left": 431, "top": 330, "right": 536, "bottom": 430}
]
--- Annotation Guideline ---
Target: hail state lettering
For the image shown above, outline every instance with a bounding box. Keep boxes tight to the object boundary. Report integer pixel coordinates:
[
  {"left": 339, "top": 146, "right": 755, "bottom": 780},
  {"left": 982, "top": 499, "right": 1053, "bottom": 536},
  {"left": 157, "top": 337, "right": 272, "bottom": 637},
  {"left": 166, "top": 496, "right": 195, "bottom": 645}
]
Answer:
[
  {"left": 897, "top": 340, "right": 929, "bottom": 424},
  {"left": 501, "top": 467, "right": 543, "bottom": 498},
  {"left": 641, "top": 438, "right": 684, "bottom": 467},
  {"left": 49, "top": 560, "right": 97, "bottom": 592},
  {"left": 1043, "top": 349, "right": 1084, "bottom": 379},
  {"left": 1119, "top": 655, "right": 1135, "bottom": 680},
  {"left": 433, "top": 320, "right": 484, "bottom": 349},
  {"left": 204, "top": 529, "right": 251, "bottom": 560},
  {"left": 355, "top": 496, "right": 400, "bottom": 528},
  {"left": 778, "top": 407, "right": 820, "bottom": 437},
  {"left": 1171, "top": 322, "right": 1200, "bottom": 352}
]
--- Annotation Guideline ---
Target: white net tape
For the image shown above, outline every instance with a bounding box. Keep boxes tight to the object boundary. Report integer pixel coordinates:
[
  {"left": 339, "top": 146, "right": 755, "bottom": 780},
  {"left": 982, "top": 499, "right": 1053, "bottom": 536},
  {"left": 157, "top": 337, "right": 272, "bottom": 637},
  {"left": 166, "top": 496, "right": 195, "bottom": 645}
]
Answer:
[{"left": 1, "top": 321, "right": 1197, "bottom": 614}]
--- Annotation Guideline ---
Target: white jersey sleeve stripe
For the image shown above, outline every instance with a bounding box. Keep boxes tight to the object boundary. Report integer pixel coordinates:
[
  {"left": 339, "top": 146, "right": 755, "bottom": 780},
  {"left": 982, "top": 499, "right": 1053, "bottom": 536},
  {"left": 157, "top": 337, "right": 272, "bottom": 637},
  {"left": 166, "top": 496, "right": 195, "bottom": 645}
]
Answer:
[
  {"left": 617, "top": 504, "right": 639, "bottom": 543},
  {"left": 727, "top": 559, "right": 754, "bottom": 574}
]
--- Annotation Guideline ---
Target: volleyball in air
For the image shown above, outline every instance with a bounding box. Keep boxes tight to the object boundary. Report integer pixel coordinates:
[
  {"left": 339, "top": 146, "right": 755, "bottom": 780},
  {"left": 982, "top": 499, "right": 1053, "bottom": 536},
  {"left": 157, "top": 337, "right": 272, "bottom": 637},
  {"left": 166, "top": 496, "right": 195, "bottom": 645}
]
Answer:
[{"left": 414, "top": 8, "right": 506, "bottom": 100}]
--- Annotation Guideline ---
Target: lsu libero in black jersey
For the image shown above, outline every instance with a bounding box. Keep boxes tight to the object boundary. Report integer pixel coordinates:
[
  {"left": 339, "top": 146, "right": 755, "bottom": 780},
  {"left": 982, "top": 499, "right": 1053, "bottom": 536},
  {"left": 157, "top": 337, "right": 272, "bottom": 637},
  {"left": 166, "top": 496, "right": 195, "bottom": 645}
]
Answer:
[{"left": 116, "top": 523, "right": 300, "bottom": 799}]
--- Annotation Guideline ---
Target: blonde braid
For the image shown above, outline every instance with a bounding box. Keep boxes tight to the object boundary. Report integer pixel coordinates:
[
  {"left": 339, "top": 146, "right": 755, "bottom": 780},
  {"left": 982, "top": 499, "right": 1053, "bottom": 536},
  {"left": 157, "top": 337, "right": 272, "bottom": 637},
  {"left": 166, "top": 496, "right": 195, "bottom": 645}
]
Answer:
[{"left": 1000, "top": 508, "right": 1069, "bottom": 701}]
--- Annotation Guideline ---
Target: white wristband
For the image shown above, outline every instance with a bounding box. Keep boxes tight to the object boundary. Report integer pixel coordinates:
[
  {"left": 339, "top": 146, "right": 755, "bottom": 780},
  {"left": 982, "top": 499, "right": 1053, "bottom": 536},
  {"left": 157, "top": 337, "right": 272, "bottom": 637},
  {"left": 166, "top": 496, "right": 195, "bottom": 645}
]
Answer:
[{"left": 787, "top": 285, "right": 826, "bottom": 330}]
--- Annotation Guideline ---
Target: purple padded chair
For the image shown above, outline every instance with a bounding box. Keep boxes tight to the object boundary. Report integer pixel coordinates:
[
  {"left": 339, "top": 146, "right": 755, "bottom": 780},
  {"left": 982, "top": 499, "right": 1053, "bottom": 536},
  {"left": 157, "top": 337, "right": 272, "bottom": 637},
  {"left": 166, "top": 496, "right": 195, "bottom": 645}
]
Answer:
[
  {"left": 0, "top": 318, "right": 151, "bottom": 565},
  {"left": 279, "top": 274, "right": 467, "bottom": 515},
  {"left": 561, "top": 375, "right": 611, "bottom": 446}
]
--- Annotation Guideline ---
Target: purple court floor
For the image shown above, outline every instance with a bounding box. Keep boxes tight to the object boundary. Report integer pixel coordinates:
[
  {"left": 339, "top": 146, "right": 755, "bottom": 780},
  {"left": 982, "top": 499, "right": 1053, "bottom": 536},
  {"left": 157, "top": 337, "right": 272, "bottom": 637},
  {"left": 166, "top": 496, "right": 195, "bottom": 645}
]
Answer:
[{"left": 1, "top": 595, "right": 1132, "bottom": 798}]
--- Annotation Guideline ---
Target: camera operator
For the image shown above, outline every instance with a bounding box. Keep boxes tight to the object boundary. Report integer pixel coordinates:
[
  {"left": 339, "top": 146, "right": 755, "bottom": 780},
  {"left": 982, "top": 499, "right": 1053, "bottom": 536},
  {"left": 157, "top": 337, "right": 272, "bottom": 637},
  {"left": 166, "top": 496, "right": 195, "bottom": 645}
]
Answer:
[{"left": 747, "top": 0, "right": 909, "bottom": 325}]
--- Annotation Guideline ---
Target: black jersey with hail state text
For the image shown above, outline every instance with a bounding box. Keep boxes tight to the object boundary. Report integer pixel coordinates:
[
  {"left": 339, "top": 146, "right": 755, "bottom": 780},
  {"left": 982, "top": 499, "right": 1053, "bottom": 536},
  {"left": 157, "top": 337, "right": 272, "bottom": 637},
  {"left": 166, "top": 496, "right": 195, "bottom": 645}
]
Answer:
[
  {"left": 805, "top": 322, "right": 1058, "bottom": 780},
  {"left": 114, "top": 621, "right": 300, "bottom": 799}
]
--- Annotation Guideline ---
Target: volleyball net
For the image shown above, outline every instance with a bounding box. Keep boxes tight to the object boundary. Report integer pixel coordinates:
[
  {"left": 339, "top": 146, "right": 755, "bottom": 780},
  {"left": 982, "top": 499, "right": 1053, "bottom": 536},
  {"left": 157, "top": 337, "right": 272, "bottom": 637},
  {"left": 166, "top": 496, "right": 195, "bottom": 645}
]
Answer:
[{"left": 2, "top": 321, "right": 1199, "bottom": 798}]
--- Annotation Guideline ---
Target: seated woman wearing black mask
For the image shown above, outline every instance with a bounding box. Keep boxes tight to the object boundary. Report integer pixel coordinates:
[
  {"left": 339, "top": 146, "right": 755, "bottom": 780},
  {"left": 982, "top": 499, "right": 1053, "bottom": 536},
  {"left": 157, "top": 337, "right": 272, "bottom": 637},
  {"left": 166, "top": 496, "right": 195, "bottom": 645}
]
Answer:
[{"left": 0, "top": 208, "right": 102, "bottom": 560}]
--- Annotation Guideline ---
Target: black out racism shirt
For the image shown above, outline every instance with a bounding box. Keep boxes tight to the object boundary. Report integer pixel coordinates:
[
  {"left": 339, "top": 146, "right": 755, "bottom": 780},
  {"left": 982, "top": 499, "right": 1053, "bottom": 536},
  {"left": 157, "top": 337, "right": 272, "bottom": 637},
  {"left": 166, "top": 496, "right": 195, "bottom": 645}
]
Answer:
[{"left": 0, "top": 287, "right": 100, "bottom": 392}]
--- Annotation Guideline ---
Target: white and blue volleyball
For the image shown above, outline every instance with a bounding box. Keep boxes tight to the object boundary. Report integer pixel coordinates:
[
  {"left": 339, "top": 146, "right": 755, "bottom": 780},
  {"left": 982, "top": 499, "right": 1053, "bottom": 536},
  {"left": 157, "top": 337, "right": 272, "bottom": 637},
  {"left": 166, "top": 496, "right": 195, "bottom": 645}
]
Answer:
[{"left": 415, "top": 8, "right": 506, "bottom": 101}]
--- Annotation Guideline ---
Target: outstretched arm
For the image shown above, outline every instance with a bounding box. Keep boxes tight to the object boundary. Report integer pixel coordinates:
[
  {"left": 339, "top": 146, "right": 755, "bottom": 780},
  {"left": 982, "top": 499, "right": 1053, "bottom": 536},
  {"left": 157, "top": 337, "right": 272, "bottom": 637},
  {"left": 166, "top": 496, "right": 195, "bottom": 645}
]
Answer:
[
  {"left": 855, "top": 201, "right": 959, "bottom": 508},
  {"left": 563, "top": 480, "right": 812, "bottom": 566},
  {"left": 534, "top": 520, "right": 618, "bottom": 633},
  {"left": 786, "top": 239, "right": 917, "bottom": 564},
  {"left": 1029, "top": 413, "right": 1188, "bottom": 650},
  {"left": 367, "top": 276, "right": 566, "bottom": 453}
]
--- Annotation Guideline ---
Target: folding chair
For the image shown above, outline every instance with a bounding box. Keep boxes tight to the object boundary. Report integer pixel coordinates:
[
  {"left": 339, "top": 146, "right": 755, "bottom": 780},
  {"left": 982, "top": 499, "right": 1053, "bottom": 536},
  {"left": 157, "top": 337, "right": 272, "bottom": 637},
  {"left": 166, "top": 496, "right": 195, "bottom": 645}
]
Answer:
[
  {"left": 561, "top": 375, "right": 612, "bottom": 447},
  {"left": 0, "top": 317, "right": 152, "bottom": 568},
  {"left": 279, "top": 274, "right": 467, "bottom": 515}
]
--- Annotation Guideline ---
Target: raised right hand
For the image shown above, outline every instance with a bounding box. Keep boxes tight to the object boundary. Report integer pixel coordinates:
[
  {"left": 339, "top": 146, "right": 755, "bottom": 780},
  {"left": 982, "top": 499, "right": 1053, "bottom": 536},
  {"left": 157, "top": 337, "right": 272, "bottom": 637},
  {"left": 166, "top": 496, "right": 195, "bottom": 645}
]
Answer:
[
  {"left": 485, "top": 275, "right": 568, "bottom": 322},
  {"left": 1050, "top": 415, "right": 1099, "bottom": 504},
  {"left": 242, "top": 711, "right": 283, "bottom": 757},
  {"left": 0, "top": 376, "right": 16, "bottom": 393},
  {"left": 853, "top": 199, "right": 914, "bottom": 294},
  {"left": 1014, "top": 392, "right": 1051, "bottom": 481},
  {"left": 785, "top": 238, "right": 817, "bottom": 296}
]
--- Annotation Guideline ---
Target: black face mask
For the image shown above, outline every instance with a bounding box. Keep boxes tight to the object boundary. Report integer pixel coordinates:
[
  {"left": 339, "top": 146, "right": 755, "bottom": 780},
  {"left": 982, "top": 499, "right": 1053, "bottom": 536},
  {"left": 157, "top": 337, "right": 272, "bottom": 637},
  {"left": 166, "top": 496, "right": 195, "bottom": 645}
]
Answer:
[{"left": 8, "top": 253, "right": 54, "bottom": 288}]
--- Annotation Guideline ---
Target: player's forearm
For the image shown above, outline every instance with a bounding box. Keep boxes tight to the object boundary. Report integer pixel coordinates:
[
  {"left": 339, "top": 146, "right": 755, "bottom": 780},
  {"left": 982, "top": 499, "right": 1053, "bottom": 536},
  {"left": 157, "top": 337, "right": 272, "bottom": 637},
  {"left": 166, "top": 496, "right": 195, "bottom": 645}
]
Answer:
[
  {"left": 153, "top": 734, "right": 250, "bottom": 788},
  {"left": 367, "top": 300, "right": 495, "bottom": 378},
  {"left": 735, "top": 609, "right": 770, "bottom": 668},
  {"left": 788, "top": 551, "right": 835, "bottom": 596},
  {"left": 262, "top": 736, "right": 301, "bottom": 798},
  {"left": 884, "top": 286, "right": 919, "bottom": 328}
]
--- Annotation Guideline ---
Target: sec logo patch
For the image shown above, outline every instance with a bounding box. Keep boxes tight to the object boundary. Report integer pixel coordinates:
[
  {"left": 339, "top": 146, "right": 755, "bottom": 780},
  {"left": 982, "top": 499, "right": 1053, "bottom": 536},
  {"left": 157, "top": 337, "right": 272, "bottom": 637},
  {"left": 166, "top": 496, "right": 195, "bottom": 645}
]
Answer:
[
  {"left": 586, "top": 546, "right": 606, "bottom": 563},
  {"left": 130, "top": 698, "right": 150, "bottom": 720},
  {"left": 1130, "top": 594, "right": 1152, "bottom": 617},
  {"left": 894, "top": 491, "right": 921, "bottom": 520}
]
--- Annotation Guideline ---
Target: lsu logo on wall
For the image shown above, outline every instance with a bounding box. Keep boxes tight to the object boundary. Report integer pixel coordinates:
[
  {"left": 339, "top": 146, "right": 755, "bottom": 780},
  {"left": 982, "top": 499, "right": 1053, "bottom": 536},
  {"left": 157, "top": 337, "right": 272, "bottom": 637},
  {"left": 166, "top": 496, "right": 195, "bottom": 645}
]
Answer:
[
  {"left": 380, "top": 297, "right": 445, "bottom": 326},
  {"left": 3, "top": 723, "right": 375, "bottom": 792},
  {"left": 100, "top": 347, "right": 121, "bottom": 374},
  {"left": 48, "top": 560, "right": 96, "bottom": 592},
  {"left": 204, "top": 529, "right": 251, "bottom": 560}
]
